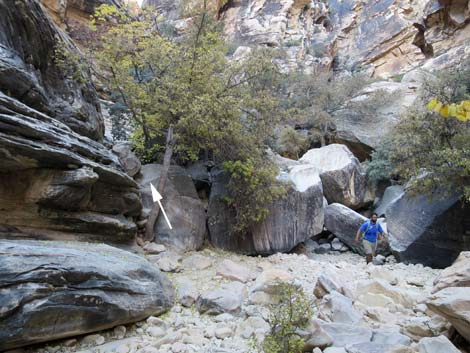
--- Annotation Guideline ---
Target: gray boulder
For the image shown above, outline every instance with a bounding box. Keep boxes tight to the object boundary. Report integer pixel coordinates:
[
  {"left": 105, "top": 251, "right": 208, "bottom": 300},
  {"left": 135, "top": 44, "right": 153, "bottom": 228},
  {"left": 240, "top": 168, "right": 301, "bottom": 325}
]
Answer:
[
  {"left": 138, "top": 164, "right": 206, "bottom": 252},
  {"left": 386, "top": 189, "right": 470, "bottom": 268},
  {"left": 208, "top": 163, "right": 324, "bottom": 255},
  {"left": 374, "top": 185, "right": 404, "bottom": 218},
  {"left": 0, "top": 240, "right": 174, "bottom": 351},
  {"left": 299, "top": 144, "right": 370, "bottom": 209},
  {"left": 324, "top": 203, "right": 389, "bottom": 256}
]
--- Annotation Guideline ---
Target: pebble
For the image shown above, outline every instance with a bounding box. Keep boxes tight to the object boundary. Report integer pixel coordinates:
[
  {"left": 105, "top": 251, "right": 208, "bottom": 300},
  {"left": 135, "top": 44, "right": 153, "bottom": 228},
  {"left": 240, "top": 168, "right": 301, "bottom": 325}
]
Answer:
[
  {"left": 114, "top": 325, "right": 126, "bottom": 339},
  {"left": 215, "top": 327, "right": 233, "bottom": 339},
  {"left": 82, "top": 334, "right": 105, "bottom": 346}
]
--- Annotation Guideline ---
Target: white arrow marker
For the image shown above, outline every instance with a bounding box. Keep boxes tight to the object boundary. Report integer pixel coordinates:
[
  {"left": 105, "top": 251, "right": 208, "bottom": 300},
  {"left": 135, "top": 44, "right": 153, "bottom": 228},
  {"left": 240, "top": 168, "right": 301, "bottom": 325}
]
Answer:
[{"left": 150, "top": 183, "right": 173, "bottom": 230}]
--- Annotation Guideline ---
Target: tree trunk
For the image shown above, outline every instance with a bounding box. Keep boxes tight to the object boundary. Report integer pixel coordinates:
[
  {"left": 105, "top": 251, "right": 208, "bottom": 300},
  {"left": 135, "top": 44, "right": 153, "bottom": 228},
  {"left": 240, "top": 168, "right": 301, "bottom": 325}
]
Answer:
[{"left": 145, "top": 125, "right": 174, "bottom": 241}]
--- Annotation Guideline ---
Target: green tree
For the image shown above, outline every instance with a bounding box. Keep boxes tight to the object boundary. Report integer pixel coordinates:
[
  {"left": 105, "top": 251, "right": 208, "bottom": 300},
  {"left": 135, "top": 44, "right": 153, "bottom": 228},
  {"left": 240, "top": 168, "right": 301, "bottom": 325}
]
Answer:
[
  {"left": 89, "top": 3, "right": 283, "bottom": 239},
  {"left": 375, "top": 61, "right": 470, "bottom": 200},
  {"left": 251, "top": 283, "right": 312, "bottom": 353}
]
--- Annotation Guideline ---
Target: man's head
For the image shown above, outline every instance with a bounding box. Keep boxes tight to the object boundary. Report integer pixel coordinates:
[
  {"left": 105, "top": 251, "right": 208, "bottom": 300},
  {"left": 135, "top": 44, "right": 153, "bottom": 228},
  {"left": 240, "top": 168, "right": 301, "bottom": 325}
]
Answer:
[{"left": 370, "top": 213, "right": 378, "bottom": 223}]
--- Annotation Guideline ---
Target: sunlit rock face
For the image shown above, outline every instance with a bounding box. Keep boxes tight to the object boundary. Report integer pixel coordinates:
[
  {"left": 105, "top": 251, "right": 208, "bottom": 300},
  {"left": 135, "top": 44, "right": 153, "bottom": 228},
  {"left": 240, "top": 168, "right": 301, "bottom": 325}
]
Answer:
[
  {"left": 0, "top": 0, "right": 141, "bottom": 244},
  {"left": 144, "top": 0, "right": 470, "bottom": 77}
]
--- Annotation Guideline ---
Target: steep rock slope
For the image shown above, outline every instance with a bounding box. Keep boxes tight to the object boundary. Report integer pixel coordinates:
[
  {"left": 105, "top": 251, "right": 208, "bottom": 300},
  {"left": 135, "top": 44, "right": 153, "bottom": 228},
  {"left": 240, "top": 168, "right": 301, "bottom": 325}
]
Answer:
[{"left": 0, "top": 0, "right": 141, "bottom": 244}]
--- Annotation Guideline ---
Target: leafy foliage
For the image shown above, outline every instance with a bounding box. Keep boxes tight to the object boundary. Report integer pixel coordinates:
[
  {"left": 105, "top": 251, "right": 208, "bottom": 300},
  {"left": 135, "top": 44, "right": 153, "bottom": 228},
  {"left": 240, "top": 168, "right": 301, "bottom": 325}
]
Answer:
[
  {"left": 372, "top": 61, "right": 470, "bottom": 200},
  {"left": 427, "top": 99, "right": 470, "bottom": 121},
  {"left": 223, "top": 159, "right": 286, "bottom": 233},
  {"left": 365, "top": 141, "right": 394, "bottom": 182},
  {"left": 277, "top": 126, "right": 309, "bottom": 159},
  {"left": 251, "top": 283, "right": 312, "bottom": 353},
  {"left": 87, "top": 4, "right": 284, "bottom": 233}
]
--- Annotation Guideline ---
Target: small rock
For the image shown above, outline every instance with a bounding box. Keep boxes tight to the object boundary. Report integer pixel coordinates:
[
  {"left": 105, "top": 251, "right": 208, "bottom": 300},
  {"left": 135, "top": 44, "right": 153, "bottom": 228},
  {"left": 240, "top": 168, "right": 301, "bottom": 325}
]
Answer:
[
  {"left": 216, "top": 259, "right": 252, "bottom": 283},
  {"left": 171, "top": 342, "right": 187, "bottom": 353},
  {"left": 182, "top": 254, "right": 213, "bottom": 270},
  {"left": 313, "top": 348, "right": 322, "bottom": 353},
  {"left": 146, "top": 326, "right": 166, "bottom": 338},
  {"left": 252, "top": 269, "right": 294, "bottom": 294},
  {"left": 114, "top": 325, "right": 126, "bottom": 339},
  {"left": 214, "top": 313, "right": 234, "bottom": 322},
  {"left": 144, "top": 243, "right": 166, "bottom": 254},
  {"left": 156, "top": 254, "right": 181, "bottom": 272},
  {"left": 215, "top": 327, "right": 233, "bottom": 339},
  {"left": 82, "top": 334, "right": 105, "bottom": 346},
  {"left": 63, "top": 339, "right": 77, "bottom": 347},
  {"left": 147, "top": 316, "right": 167, "bottom": 328}
]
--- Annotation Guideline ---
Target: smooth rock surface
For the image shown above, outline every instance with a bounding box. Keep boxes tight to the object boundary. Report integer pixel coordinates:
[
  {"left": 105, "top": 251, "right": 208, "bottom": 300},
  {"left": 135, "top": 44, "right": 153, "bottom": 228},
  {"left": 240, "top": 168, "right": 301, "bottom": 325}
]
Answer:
[
  {"left": 138, "top": 164, "right": 206, "bottom": 252},
  {"left": 386, "top": 189, "right": 470, "bottom": 268},
  {"left": 208, "top": 161, "right": 324, "bottom": 254},
  {"left": 417, "top": 335, "right": 460, "bottom": 353},
  {"left": 432, "top": 251, "right": 470, "bottom": 292},
  {"left": 0, "top": 240, "right": 174, "bottom": 351},
  {"left": 426, "top": 287, "right": 470, "bottom": 342}
]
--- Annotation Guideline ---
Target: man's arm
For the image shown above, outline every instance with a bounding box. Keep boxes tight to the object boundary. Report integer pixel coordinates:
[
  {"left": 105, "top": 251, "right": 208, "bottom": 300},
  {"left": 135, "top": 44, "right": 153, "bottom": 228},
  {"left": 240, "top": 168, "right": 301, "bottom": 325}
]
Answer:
[
  {"left": 378, "top": 224, "right": 386, "bottom": 241},
  {"left": 355, "top": 229, "right": 362, "bottom": 242}
]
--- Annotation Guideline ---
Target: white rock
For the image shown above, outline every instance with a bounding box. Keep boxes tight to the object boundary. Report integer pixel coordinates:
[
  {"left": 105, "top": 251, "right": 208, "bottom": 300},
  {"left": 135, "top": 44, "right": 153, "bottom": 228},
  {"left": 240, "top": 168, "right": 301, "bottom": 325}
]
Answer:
[
  {"left": 113, "top": 325, "right": 126, "bottom": 339},
  {"left": 143, "top": 243, "right": 166, "bottom": 254},
  {"left": 146, "top": 326, "right": 165, "bottom": 338},
  {"left": 82, "top": 334, "right": 105, "bottom": 346},
  {"left": 418, "top": 335, "right": 460, "bottom": 353},
  {"left": 251, "top": 269, "right": 294, "bottom": 294},
  {"left": 215, "top": 327, "right": 233, "bottom": 339}
]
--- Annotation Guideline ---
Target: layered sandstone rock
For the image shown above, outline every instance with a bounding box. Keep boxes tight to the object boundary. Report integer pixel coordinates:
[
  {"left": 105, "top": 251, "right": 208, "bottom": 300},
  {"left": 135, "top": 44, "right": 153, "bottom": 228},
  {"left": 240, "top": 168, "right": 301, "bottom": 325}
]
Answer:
[{"left": 0, "top": 0, "right": 142, "bottom": 244}]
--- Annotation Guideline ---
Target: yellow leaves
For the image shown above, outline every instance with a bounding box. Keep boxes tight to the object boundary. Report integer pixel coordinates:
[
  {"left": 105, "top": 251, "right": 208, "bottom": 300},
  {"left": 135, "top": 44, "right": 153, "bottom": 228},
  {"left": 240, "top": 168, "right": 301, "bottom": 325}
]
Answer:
[{"left": 427, "top": 98, "right": 470, "bottom": 122}]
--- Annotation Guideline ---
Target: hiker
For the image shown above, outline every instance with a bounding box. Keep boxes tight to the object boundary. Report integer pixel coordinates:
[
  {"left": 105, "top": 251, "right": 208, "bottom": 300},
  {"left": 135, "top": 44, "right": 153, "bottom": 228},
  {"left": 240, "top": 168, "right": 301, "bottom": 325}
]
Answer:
[{"left": 354, "top": 213, "right": 386, "bottom": 264}]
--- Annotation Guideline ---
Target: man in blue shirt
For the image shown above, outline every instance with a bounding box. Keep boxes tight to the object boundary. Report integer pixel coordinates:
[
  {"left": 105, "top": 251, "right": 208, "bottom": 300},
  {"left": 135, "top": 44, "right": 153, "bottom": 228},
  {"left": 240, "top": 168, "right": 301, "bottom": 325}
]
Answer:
[{"left": 354, "top": 213, "right": 386, "bottom": 264}]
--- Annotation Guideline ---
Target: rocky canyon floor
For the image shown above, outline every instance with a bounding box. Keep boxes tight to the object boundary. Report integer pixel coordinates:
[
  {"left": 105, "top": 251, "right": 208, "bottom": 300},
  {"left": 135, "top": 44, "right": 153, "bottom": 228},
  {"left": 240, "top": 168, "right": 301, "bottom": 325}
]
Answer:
[{"left": 19, "top": 244, "right": 453, "bottom": 353}]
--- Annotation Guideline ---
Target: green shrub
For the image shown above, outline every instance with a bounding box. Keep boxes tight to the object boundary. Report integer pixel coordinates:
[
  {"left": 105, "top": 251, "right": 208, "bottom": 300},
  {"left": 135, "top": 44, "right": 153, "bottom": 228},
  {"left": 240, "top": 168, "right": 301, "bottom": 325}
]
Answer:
[{"left": 251, "top": 283, "right": 313, "bottom": 353}]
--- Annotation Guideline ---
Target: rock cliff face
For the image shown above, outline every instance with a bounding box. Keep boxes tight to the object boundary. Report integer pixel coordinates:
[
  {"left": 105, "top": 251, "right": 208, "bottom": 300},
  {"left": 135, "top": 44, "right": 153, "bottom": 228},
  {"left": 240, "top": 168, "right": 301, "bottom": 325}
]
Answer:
[
  {"left": 145, "top": 0, "right": 470, "bottom": 77},
  {"left": 0, "top": 0, "right": 141, "bottom": 244}
]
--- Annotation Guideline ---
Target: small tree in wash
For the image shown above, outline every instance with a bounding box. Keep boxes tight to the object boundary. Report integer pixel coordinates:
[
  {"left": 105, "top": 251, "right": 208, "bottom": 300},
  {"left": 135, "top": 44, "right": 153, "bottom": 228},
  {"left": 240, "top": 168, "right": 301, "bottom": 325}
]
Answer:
[{"left": 89, "top": 3, "right": 284, "bottom": 240}]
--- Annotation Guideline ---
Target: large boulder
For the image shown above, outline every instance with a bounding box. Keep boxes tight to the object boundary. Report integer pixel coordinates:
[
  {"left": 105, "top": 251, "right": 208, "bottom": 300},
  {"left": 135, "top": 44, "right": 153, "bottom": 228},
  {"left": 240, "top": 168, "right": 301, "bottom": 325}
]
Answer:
[
  {"left": 426, "top": 287, "right": 470, "bottom": 342},
  {"left": 432, "top": 251, "right": 470, "bottom": 293},
  {"left": 208, "top": 162, "right": 324, "bottom": 255},
  {"left": 138, "top": 164, "right": 206, "bottom": 252},
  {"left": 0, "top": 240, "right": 175, "bottom": 351},
  {"left": 299, "top": 144, "right": 370, "bottom": 209},
  {"left": 385, "top": 189, "right": 470, "bottom": 268},
  {"left": 374, "top": 185, "right": 404, "bottom": 218},
  {"left": 324, "top": 203, "right": 389, "bottom": 256}
]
